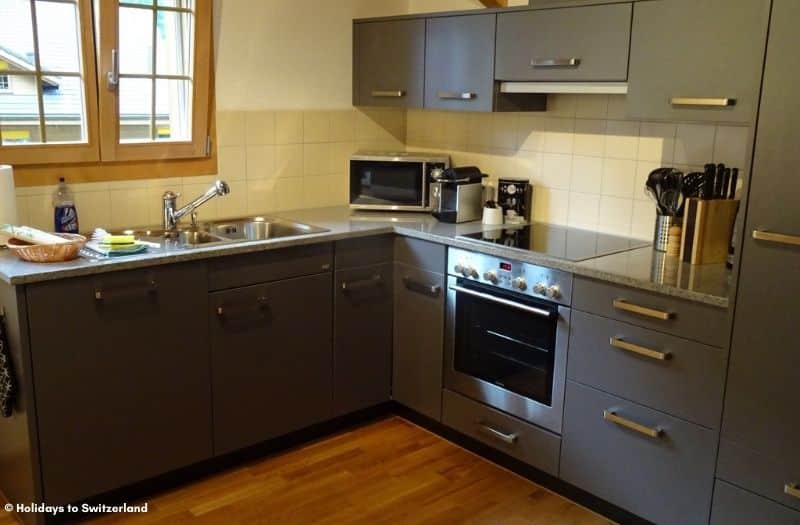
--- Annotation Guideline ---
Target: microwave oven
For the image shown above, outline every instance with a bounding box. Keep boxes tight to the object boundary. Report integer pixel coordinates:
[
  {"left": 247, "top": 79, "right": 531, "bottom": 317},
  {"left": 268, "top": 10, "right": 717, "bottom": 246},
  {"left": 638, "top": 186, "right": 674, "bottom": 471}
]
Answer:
[{"left": 349, "top": 151, "right": 450, "bottom": 211}]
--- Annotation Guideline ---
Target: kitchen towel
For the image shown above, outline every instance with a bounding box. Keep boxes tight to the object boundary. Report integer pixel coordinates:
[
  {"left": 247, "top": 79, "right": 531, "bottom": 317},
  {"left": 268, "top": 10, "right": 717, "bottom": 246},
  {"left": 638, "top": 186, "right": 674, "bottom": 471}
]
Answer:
[
  {"left": 0, "top": 308, "right": 16, "bottom": 418},
  {"left": 0, "top": 165, "right": 18, "bottom": 247}
]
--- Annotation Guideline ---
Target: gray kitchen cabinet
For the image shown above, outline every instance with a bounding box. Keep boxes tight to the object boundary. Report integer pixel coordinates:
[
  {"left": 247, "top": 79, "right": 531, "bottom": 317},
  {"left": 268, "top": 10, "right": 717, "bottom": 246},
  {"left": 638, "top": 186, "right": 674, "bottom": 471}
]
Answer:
[
  {"left": 211, "top": 272, "right": 333, "bottom": 455},
  {"left": 710, "top": 481, "right": 800, "bottom": 525},
  {"left": 561, "top": 380, "right": 717, "bottom": 525},
  {"left": 495, "top": 3, "right": 632, "bottom": 82},
  {"left": 353, "top": 19, "right": 425, "bottom": 108},
  {"left": 718, "top": 0, "right": 800, "bottom": 512},
  {"left": 393, "top": 263, "right": 445, "bottom": 420},
  {"left": 627, "top": 0, "right": 770, "bottom": 123},
  {"left": 424, "top": 14, "right": 496, "bottom": 112},
  {"left": 27, "top": 264, "right": 213, "bottom": 505},
  {"left": 334, "top": 263, "right": 393, "bottom": 416}
]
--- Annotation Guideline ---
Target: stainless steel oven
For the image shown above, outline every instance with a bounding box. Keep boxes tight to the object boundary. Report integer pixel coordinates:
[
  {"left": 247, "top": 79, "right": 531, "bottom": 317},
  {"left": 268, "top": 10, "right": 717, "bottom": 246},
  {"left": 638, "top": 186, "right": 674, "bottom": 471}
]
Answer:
[
  {"left": 445, "top": 247, "right": 572, "bottom": 434},
  {"left": 349, "top": 151, "right": 449, "bottom": 211}
]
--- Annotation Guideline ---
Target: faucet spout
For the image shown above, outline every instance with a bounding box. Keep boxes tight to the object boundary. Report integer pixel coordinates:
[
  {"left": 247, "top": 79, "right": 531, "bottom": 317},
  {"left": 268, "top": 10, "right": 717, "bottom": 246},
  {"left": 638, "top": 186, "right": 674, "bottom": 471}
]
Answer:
[{"left": 163, "top": 180, "right": 230, "bottom": 233}]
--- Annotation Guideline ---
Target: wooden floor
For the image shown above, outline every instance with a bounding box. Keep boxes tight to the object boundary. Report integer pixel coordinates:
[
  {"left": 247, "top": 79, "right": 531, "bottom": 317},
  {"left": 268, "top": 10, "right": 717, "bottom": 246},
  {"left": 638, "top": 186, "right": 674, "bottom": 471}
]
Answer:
[{"left": 1, "top": 417, "right": 612, "bottom": 524}]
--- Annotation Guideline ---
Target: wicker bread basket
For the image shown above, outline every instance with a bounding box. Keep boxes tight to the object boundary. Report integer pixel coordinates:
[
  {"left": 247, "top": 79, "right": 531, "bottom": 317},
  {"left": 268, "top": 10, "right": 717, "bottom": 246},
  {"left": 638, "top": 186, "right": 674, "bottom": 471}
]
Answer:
[{"left": 6, "top": 233, "right": 87, "bottom": 263}]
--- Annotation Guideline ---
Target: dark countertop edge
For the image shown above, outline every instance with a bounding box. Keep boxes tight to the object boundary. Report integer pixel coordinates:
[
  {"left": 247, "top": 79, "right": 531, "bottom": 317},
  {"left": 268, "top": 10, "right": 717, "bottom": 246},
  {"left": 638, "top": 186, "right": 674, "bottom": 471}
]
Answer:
[{"left": 0, "top": 224, "right": 729, "bottom": 309}]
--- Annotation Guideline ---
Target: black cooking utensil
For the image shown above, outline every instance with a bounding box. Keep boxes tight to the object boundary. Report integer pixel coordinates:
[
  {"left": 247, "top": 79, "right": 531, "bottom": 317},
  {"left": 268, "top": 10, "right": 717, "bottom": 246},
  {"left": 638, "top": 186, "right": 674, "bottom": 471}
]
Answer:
[
  {"left": 729, "top": 168, "right": 739, "bottom": 199},
  {"left": 646, "top": 167, "right": 672, "bottom": 214}
]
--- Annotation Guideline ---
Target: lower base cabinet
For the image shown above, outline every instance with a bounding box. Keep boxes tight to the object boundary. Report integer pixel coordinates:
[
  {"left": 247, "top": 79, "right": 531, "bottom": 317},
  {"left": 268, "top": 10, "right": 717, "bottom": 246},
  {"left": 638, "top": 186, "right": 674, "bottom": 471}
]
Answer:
[
  {"left": 560, "top": 380, "right": 717, "bottom": 525},
  {"left": 711, "top": 480, "right": 800, "bottom": 525},
  {"left": 211, "top": 273, "right": 333, "bottom": 455}
]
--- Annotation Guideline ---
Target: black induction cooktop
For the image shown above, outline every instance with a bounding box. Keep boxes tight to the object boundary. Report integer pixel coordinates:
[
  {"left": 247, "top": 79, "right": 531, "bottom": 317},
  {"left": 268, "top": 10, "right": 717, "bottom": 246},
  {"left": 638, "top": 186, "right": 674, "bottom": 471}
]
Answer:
[{"left": 459, "top": 223, "right": 651, "bottom": 262}]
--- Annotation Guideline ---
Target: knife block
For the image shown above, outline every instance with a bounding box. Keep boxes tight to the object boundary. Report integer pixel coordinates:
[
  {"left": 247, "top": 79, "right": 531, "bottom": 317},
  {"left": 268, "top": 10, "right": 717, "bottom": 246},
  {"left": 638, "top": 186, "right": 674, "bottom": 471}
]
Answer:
[{"left": 680, "top": 198, "right": 740, "bottom": 265}]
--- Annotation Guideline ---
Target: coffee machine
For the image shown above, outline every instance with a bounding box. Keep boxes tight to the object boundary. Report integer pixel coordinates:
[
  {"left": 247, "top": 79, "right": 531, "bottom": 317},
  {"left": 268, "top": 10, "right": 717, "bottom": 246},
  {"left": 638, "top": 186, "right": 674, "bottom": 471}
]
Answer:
[
  {"left": 430, "top": 167, "right": 485, "bottom": 223},
  {"left": 497, "top": 178, "right": 533, "bottom": 223}
]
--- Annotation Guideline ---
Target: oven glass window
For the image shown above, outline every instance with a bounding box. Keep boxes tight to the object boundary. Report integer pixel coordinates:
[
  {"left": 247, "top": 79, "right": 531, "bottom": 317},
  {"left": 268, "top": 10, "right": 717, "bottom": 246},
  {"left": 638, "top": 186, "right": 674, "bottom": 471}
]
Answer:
[
  {"left": 453, "top": 280, "right": 557, "bottom": 405},
  {"left": 350, "top": 160, "right": 424, "bottom": 206}
]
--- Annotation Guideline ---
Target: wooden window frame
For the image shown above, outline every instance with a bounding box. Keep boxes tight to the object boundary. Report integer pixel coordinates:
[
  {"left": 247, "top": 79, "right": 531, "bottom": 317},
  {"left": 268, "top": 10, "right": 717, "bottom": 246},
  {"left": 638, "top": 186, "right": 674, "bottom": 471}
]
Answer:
[{"left": 0, "top": 0, "right": 101, "bottom": 165}]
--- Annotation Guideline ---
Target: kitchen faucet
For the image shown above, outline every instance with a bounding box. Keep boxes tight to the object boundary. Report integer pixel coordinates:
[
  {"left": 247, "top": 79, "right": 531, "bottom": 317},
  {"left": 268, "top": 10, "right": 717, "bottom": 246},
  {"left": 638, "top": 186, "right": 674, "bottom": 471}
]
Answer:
[{"left": 162, "top": 180, "right": 230, "bottom": 234}]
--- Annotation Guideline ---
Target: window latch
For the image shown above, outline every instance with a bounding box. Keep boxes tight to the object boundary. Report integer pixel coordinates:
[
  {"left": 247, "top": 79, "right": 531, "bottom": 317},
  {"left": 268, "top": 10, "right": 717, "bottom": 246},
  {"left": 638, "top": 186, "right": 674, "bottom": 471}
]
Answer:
[{"left": 107, "top": 49, "right": 119, "bottom": 90}]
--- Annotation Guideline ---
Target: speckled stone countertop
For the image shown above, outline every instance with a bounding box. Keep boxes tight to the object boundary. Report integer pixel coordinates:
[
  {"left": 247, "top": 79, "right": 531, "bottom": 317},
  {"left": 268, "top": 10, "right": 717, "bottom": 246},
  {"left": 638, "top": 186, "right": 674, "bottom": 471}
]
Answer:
[{"left": 0, "top": 206, "right": 731, "bottom": 308}]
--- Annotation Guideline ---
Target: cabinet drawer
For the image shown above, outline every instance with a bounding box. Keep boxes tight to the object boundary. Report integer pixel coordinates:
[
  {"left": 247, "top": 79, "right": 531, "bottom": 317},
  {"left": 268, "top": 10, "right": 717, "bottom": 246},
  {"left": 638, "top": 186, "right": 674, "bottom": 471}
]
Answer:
[
  {"left": 495, "top": 4, "right": 631, "bottom": 82},
  {"left": 394, "top": 236, "right": 445, "bottom": 274},
  {"left": 568, "top": 310, "right": 726, "bottom": 428},
  {"left": 711, "top": 480, "right": 800, "bottom": 525},
  {"left": 717, "top": 438, "right": 800, "bottom": 513},
  {"left": 572, "top": 277, "right": 728, "bottom": 347},
  {"left": 442, "top": 390, "right": 560, "bottom": 476},
  {"left": 561, "top": 381, "right": 717, "bottom": 525},
  {"left": 208, "top": 243, "right": 332, "bottom": 291},
  {"left": 336, "top": 235, "right": 394, "bottom": 270}
]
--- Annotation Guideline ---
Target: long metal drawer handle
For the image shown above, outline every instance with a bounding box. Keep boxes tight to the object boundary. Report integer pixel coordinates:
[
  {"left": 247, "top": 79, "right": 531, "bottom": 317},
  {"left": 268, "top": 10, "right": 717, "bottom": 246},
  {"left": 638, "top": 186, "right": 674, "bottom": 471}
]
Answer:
[
  {"left": 531, "top": 58, "right": 580, "bottom": 68},
  {"left": 94, "top": 279, "right": 158, "bottom": 301},
  {"left": 753, "top": 230, "right": 800, "bottom": 247},
  {"left": 371, "top": 90, "right": 406, "bottom": 98},
  {"left": 670, "top": 97, "right": 736, "bottom": 107},
  {"left": 603, "top": 410, "right": 663, "bottom": 439},
  {"left": 403, "top": 276, "right": 441, "bottom": 297},
  {"left": 785, "top": 483, "right": 800, "bottom": 500},
  {"left": 613, "top": 299, "right": 674, "bottom": 321},
  {"left": 437, "top": 91, "right": 477, "bottom": 100},
  {"left": 477, "top": 422, "right": 518, "bottom": 445},
  {"left": 342, "top": 274, "right": 383, "bottom": 292},
  {"left": 216, "top": 296, "right": 268, "bottom": 318},
  {"left": 610, "top": 337, "right": 672, "bottom": 361},
  {"left": 449, "top": 285, "right": 554, "bottom": 319}
]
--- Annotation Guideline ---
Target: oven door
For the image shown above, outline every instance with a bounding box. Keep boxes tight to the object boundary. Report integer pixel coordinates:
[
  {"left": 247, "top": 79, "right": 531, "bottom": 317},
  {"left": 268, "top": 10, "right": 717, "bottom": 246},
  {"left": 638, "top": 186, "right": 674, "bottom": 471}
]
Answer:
[
  {"left": 445, "top": 275, "right": 569, "bottom": 434},
  {"left": 349, "top": 160, "right": 428, "bottom": 210}
]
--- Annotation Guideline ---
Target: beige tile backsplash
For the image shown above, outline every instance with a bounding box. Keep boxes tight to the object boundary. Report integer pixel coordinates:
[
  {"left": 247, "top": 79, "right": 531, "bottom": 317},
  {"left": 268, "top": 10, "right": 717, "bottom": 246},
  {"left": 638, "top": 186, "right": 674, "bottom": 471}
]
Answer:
[{"left": 15, "top": 95, "right": 750, "bottom": 241}]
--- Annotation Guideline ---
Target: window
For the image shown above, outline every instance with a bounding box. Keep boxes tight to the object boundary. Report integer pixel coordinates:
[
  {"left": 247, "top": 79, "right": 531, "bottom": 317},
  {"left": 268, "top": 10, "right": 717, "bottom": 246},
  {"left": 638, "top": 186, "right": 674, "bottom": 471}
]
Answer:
[
  {"left": 0, "top": 75, "right": 9, "bottom": 91},
  {"left": 0, "top": 0, "right": 213, "bottom": 166}
]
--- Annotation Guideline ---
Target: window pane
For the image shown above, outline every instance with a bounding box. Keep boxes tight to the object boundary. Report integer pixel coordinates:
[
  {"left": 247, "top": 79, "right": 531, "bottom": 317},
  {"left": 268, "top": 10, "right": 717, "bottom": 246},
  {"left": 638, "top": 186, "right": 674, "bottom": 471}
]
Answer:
[
  {"left": 157, "top": 0, "right": 194, "bottom": 8},
  {"left": 35, "top": 0, "right": 81, "bottom": 73},
  {"left": 119, "top": 6, "right": 153, "bottom": 74},
  {"left": 119, "top": 0, "right": 153, "bottom": 6},
  {"left": 0, "top": 74, "right": 42, "bottom": 145},
  {"left": 155, "top": 78, "right": 191, "bottom": 141},
  {"left": 43, "top": 76, "right": 85, "bottom": 143},
  {"left": 119, "top": 78, "right": 152, "bottom": 142},
  {"left": 156, "top": 10, "right": 193, "bottom": 76},
  {"left": 0, "top": 0, "right": 36, "bottom": 69}
]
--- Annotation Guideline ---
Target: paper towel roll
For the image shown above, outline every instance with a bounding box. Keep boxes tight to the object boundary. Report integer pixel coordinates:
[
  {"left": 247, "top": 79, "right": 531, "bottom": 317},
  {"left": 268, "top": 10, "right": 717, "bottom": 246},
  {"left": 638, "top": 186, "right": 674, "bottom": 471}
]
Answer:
[{"left": 0, "top": 165, "right": 18, "bottom": 246}]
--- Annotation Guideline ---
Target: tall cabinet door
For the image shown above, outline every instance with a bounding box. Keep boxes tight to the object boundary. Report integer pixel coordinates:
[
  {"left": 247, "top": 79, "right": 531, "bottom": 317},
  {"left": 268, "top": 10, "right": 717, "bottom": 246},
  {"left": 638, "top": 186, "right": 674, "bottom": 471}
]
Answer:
[
  {"left": 718, "top": 0, "right": 800, "bottom": 514},
  {"left": 627, "top": 0, "right": 770, "bottom": 123},
  {"left": 424, "top": 14, "right": 496, "bottom": 112},
  {"left": 354, "top": 19, "right": 425, "bottom": 108}
]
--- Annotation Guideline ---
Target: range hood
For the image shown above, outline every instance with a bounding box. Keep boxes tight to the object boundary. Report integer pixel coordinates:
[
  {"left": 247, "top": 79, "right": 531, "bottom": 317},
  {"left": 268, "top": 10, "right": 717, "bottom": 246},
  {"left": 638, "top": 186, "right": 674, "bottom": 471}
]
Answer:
[{"left": 499, "top": 82, "right": 628, "bottom": 95}]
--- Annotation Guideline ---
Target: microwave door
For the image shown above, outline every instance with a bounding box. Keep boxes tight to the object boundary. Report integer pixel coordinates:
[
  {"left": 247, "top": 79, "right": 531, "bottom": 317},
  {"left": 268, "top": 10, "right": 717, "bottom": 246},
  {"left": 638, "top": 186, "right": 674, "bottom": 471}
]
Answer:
[{"left": 350, "top": 161, "right": 425, "bottom": 208}]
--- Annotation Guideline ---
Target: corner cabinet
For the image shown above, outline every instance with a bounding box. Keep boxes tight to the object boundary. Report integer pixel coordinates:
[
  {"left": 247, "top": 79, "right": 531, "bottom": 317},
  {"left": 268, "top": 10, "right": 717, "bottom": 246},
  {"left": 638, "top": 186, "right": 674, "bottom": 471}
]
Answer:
[
  {"left": 353, "top": 19, "right": 425, "bottom": 108},
  {"left": 626, "top": 0, "right": 770, "bottom": 123}
]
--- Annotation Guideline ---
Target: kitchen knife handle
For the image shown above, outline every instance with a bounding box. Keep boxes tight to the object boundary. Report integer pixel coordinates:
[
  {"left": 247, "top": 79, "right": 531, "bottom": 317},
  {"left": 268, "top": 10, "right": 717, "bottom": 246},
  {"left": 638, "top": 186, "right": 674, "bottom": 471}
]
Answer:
[{"left": 729, "top": 168, "right": 739, "bottom": 199}]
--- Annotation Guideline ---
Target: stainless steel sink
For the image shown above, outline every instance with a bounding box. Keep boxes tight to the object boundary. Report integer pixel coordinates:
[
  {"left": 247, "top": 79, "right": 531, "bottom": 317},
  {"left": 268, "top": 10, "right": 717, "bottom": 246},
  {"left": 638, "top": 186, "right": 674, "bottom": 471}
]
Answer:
[{"left": 178, "top": 230, "right": 228, "bottom": 245}]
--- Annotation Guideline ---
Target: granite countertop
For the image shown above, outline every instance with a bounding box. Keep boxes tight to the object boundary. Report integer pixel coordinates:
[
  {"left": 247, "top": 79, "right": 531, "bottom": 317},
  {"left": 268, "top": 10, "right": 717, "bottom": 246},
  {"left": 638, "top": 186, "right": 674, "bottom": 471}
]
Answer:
[{"left": 0, "top": 206, "right": 731, "bottom": 308}]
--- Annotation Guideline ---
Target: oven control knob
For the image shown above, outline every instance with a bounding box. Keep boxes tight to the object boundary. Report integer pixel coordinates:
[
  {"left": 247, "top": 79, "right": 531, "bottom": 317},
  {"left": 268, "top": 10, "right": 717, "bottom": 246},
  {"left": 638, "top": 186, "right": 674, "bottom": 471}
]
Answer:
[
  {"left": 483, "top": 271, "right": 498, "bottom": 284},
  {"left": 468, "top": 267, "right": 479, "bottom": 279},
  {"left": 454, "top": 263, "right": 465, "bottom": 274},
  {"left": 546, "top": 285, "right": 561, "bottom": 299},
  {"left": 534, "top": 282, "right": 547, "bottom": 295},
  {"left": 512, "top": 277, "right": 527, "bottom": 291}
]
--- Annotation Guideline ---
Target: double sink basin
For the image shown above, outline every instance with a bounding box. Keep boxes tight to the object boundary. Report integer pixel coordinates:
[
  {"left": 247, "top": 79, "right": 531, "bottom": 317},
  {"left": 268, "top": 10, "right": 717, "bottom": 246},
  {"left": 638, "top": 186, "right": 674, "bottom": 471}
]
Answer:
[{"left": 115, "top": 217, "right": 328, "bottom": 248}]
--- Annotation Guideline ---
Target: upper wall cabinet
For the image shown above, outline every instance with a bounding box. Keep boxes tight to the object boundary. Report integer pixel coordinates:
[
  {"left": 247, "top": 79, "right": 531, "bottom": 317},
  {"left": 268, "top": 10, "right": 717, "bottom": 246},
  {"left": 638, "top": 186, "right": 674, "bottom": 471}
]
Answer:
[
  {"left": 353, "top": 19, "right": 425, "bottom": 108},
  {"left": 626, "top": 0, "right": 771, "bottom": 124},
  {"left": 495, "top": 4, "right": 632, "bottom": 82},
  {"left": 424, "top": 14, "right": 497, "bottom": 112}
]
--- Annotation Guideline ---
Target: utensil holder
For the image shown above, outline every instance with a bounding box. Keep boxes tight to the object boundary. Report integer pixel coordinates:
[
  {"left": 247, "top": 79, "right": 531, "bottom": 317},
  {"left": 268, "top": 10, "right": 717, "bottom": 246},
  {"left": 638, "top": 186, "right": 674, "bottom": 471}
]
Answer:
[{"left": 653, "top": 215, "right": 681, "bottom": 252}]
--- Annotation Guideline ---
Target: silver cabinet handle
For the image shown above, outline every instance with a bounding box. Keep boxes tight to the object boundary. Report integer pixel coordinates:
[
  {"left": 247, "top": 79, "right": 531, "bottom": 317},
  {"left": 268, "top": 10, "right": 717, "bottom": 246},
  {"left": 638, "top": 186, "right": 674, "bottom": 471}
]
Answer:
[
  {"left": 610, "top": 337, "right": 672, "bottom": 361},
  {"left": 94, "top": 279, "right": 157, "bottom": 301},
  {"left": 449, "top": 285, "right": 554, "bottom": 319},
  {"left": 371, "top": 90, "right": 406, "bottom": 98},
  {"left": 402, "top": 276, "right": 441, "bottom": 297},
  {"left": 670, "top": 97, "right": 736, "bottom": 107},
  {"left": 603, "top": 410, "right": 663, "bottom": 439},
  {"left": 753, "top": 230, "right": 800, "bottom": 247},
  {"left": 342, "top": 274, "right": 383, "bottom": 292},
  {"left": 613, "top": 299, "right": 674, "bottom": 321},
  {"left": 437, "top": 91, "right": 477, "bottom": 100},
  {"left": 106, "top": 48, "right": 119, "bottom": 90},
  {"left": 531, "top": 58, "right": 580, "bottom": 68},
  {"left": 477, "top": 422, "right": 518, "bottom": 445},
  {"left": 785, "top": 483, "right": 800, "bottom": 500}
]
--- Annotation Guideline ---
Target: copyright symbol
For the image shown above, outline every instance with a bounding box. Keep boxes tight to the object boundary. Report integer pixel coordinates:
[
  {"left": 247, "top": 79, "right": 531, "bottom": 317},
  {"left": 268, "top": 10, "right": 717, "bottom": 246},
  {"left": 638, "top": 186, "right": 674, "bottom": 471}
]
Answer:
[{"left": 4, "top": 503, "right": 13, "bottom": 512}]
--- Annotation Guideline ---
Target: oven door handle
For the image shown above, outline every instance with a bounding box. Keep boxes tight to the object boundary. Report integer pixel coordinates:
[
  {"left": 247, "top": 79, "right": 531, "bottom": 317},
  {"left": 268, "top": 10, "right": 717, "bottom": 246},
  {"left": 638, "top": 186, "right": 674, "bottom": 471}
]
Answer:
[{"left": 449, "top": 285, "right": 555, "bottom": 318}]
